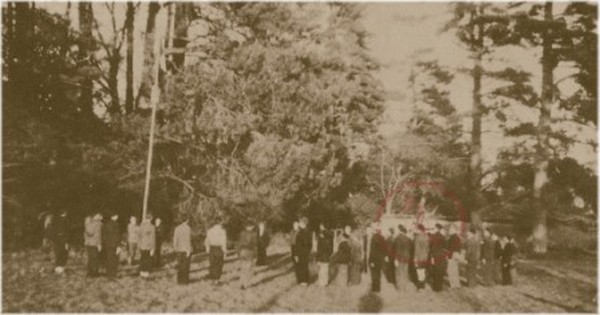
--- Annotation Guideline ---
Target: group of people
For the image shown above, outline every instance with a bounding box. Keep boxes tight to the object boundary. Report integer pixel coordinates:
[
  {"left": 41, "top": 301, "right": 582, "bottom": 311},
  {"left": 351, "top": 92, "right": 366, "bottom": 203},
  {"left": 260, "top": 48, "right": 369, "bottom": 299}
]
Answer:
[
  {"left": 365, "top": 221, "right": 519, "bottom": 293},
  {"left": 48, "top": 210, "right": 518, "bottom": 294},
  {"left": 82, "top": 213, "right": 165, "bottom": 279},
  {"left": 286, "top": 218, "right": 518, "bottom": 293}
]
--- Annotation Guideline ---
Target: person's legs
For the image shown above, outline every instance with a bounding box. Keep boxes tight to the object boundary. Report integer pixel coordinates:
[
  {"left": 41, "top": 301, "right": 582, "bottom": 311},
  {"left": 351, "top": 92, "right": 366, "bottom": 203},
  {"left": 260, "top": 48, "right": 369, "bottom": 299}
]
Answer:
[
  {"left": 467, "top": 263, "right": 477, "bottom": 287},
  {"left": 140, "top": 250, "right": 151, "bottom": 277},
  {"left": 106, "top": 248, "right": 118, "bottom": 278},
  {"left": 370, "top": 265, "right": 381, "bottom": 292},
  {"left": 298, "top": 256, "right": 310, "bottom": 284},
  {"left": 447, "top": 258, "right": 460, "bottom": 288},
  {"left": 240, "top": 258, "right": 254, "bottom": 288},
  {"left": 177, "top": 252, "right": 190, "bottom": 284},
  {"left": 154, "top": 245, "right": 162, "bottom": 268},
  {"left": 432, "top": 264, "right": 444, "bottom": 291},
  {"left": 335, "top": 264, "right": 348, "bottom": 286},
  {"left": 318, "top": 262, "right": 329, "bottom": 287},
  {"left": 54, "top": 242, "right": 67, "bottom": 273}
]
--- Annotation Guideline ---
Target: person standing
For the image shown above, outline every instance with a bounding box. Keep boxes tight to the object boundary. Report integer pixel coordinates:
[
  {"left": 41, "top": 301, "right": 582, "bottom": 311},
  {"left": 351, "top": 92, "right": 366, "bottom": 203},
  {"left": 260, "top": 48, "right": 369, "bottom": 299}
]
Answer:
[
  {"left": 154, "top": 217, "right": 164, "bottom": 269},
  {"left": 446, "top": 224, "right": 462, "bottom": 288},
  {"left": 368, "top": 223, "right": 386, "bottom": 293},
  {"left": 316, "top": 223, "right": 334, "bottom": 287},
  {"left": 348, "top": 227, "right": 363, "bottom": 286},
  {"left": 289, "top": 221, "right": 300, "bottom": 280},
  {"left": 393, "top": 224, "right": 412, "bottom": 292},
  {"left": 138, "top": 214, "right": 156, "bottom": 278},
  {"left": 256, "top": 221, "right": 270, "bottom": 266},
  {"left": 127, "top": 216, "right": 139, "bottom": 265},
  {"left": 500, "top": 235, "right": 517, "bottom": 285},
  {"left": 52, "top": 210, "right": 70, "bottom": 274},
  {"left": 384, "top": 227, "right": 396, "bottom": 285},
  {"left": 493, "top": 232, "right": 503, "bottom": 284},
  {"left": 429, "top": 223, "right": 447, "bottom": 292},
  {"left": 205, "top": 221, "right": 227, "bottom": 284},
  {"left": 481, "top": 228, "right": 496, "bottom": 286},
  {"left": 294, "top": 217, "right": 312, "bottom": 286},
  {"left": 103, "top": 212, "right": 121, "bottom": 278},
  {"left": 413, "top": 224, "right": 429, "bottom": 290},
  {"left": 173, "top": 217, "right": 192, "bottom": 284},
  {"left": 363, "top": 226, "right": 372, "bottom": 274},
  {"left": 332, "top": 229, "right": 351, "bottom": 286},
  {"left": 238, "top": 222, "right": 257, "bottom": 289},
  {"left": 84, "top": 213, "right": 102, "bottom": 277},
  {"left": 465, "top": 228, "right": 481, "bottom": 287}
]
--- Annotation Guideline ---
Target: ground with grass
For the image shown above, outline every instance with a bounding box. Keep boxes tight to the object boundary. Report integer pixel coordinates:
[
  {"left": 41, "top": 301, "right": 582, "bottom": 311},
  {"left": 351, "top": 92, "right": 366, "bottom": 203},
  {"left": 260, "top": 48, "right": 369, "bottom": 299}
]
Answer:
[{"left": 2, "top": 236, "right": 597, "bottom": 313}]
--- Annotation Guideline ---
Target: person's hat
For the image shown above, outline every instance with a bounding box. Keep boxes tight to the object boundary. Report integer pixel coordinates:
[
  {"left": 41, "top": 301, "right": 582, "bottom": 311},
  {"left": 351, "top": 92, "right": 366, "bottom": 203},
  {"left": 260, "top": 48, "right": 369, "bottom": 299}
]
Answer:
[{"left": 435, "top": 223, "right": 443, "bottom": 230}]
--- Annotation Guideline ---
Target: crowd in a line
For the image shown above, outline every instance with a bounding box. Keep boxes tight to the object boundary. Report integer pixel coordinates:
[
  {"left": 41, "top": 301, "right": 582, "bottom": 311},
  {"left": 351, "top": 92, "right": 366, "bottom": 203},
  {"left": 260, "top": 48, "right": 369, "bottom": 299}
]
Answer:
[{"left": 47, "top": 210, "right": 518, "bottom": 293}]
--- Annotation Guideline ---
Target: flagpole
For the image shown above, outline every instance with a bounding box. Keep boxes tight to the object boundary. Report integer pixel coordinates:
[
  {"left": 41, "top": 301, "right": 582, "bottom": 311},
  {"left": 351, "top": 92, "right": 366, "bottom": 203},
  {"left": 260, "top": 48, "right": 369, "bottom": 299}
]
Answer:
[{"left": 142, "top": 30, "right": 163, "bottom": 220}]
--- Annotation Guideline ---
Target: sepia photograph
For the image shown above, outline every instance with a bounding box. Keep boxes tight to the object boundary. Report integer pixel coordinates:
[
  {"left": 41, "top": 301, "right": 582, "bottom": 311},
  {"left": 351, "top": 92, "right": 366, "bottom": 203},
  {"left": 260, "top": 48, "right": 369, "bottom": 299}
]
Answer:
[{"left": 1, "top": 1, "right": 598, "bottom": 313}]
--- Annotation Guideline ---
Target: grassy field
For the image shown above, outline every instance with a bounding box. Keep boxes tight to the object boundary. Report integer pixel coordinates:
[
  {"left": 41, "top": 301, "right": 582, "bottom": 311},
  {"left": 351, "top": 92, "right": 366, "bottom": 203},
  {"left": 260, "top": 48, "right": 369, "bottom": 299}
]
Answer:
[{"left": 2, "top": 236, "right": 597, "bottom": 313}]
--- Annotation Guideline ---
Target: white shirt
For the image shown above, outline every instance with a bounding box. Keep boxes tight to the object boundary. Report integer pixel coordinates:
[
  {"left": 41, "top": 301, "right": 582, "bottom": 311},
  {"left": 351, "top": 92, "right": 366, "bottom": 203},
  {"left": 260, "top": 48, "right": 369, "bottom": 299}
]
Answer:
[{"left": 205, "top": 224, "right": 227, "bottom": 251}]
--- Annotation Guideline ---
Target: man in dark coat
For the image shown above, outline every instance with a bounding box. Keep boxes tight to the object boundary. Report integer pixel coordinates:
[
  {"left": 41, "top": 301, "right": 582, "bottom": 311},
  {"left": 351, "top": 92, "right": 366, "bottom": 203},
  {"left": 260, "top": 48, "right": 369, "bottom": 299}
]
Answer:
[
  {"left": 481, "top": 228, "right": 497, "bottom": 286},
  {"left": 256, "top": 221, "right": 270, "bottom": 266},
  {"left": 369, "top": 223, "right": 386, "bottom": 293},
  {"left": 103, "top": 213, "right": 121, "bottom": 278},
  {"left": 500, "top": 234, "right": 517, "bottom": 285},
  {"left": 465, "top": 228, "right": 481, "bottom": 287},
  {"left": 294, "top": 217, "right": 312, "bottom": 286},
  {"left": 429, "top": 223, "right": 447, "bottom": 292},
  {"left": 154, "top": 217, "right": 164, "bottom": 268},
  {"left": 393, "top": 224, "right": 412, "bottom": 292},
  {"left": 384, "top": 227, "right": 396, "bottom": 285},
  {"left": 53, "top": 210, "right": 70, "bottom": 274}
]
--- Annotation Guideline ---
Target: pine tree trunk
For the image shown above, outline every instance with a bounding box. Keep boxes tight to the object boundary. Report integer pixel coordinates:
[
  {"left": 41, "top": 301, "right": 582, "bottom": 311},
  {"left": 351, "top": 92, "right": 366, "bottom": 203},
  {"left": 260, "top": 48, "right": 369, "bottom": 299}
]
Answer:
[
  {"left": 469, "top": 6, "right": 484, "bottom": 228},
  {"left": 172, "top": 3, "right": 191, "bottom": 73},
  {"left": 125, "top": 2, "right": 135, "bottom": 114},
  {"left": 107, "top": 49, "right": 120, "bottom": 113},
  {"left": 532, "top": 2, "right": 554, "bottom": 255},
  {"left": 136, "top": 2, "right": 161, "bottom": 109},
  {"left": 78, "top": 2, "right": 94, "bottom": 115}
]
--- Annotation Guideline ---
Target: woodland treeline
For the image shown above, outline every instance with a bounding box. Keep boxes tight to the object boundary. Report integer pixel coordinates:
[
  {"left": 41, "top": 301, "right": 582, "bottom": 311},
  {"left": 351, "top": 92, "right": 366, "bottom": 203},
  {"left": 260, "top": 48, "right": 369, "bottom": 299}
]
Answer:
[{"left": 2, "top": 2, "right": 597, "bottom": 254}]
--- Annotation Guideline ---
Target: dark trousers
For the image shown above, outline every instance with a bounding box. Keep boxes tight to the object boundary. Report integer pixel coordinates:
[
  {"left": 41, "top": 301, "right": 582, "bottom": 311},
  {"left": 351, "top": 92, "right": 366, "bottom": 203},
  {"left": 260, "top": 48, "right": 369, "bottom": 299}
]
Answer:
[
  {"left": 209, "top": 246, "right": 224, "bottom": 280},
  {"left": 257, "top": 244, "right": 267, "bottom": 266},
  {"left": 501, "top": 262, "right": 513, "bottom": 285},
  {"left": 54, "top": 242, "right": 68, "bottom": 267},
  {"left": 296, "top": 255, "right": 310, "bottom": 284},
  {"left": 431, "top": 262, "right": 445, "bottom": 291},
  {"left": 370, "top": 264, "right": 382, "bottom": 292},
  {"left": 86, "top": 246, "right": 99, "bottom": 276},
  {"left": 105, "top": 247, "right": 118, "bottom": 277},
  {"left": 482, "top": 260, "right": 495, "bottom": 286},
  {"left": 394, "top": 262, "right": 410, "bottom": 291},
  {"left": 140, "top": 250, "right": 152, "bottom": 273},
  {"left": 154, "top": 245, "right": 162, "bottom": 268},
  {"left": 385, "top": 259, "right": 396, "bottom": 284},
  {"left": 177, "top": 252, "right": 191, "bottom": 284},
  {"left": 467, "top": 262, "right": 478, "bottom": 287}
]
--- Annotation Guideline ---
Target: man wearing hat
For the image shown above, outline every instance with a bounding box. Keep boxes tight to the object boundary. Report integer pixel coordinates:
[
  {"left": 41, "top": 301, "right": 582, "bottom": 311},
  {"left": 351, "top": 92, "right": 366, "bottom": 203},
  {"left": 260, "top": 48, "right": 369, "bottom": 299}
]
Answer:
[
  {"left": 429, "top": 223, "right": 447, "bottom": 292},
  {"left": 294, "top": 217, "right": 312, "bottom": 286},
  {"left": 393, "top": 224, "right": 412, "bottom": 291},
  {"left": 103, "top": 212, "right": 121, "bottom": 278}
]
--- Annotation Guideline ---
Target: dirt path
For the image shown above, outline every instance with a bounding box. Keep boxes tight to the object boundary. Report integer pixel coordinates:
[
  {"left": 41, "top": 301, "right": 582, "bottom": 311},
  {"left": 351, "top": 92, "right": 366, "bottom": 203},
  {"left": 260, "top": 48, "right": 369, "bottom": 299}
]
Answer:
[{"left": 2, "top": 248, "right": 597, "bottom": 312}]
